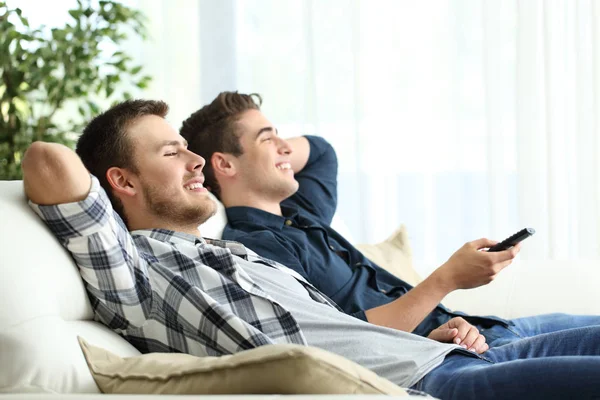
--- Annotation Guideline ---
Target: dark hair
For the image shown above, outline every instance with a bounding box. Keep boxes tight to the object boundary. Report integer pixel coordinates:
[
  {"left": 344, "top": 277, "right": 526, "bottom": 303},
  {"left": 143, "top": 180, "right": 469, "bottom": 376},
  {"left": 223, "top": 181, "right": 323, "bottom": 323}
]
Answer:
[
  {"left": 76, "top": 99, "right": 169, "bottom": 224},
  {"left": 180, "top": 91, "right": 262, "bottom": 198}
]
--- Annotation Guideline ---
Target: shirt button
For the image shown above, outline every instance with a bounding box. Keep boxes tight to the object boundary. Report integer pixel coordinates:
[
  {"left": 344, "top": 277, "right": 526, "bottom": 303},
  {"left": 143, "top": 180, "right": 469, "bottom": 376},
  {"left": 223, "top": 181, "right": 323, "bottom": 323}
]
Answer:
[
  {"left": 380, "top": 289, "right": 388, "bottom": 294},
  {"left": 355, "top": 262, "right": 361, "bottom": 267},
  {"left": 329, "top": 245, "right": 335, "bottom": 250},
  {"left": 285, "top": 220, "right": 293, "bottom": 226}
]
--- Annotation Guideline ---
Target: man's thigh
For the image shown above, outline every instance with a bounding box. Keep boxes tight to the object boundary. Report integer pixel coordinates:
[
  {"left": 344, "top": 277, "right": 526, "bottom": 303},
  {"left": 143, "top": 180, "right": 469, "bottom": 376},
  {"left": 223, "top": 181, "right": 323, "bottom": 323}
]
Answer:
[
  {"left": 416, "top": 353, "right": 600, "bottom": 400},
  {"left": 485, "top": 325, "right": 600, "bottom": 361},
  {"left": 510, "top": 313, "right": 600, "bottom": 336},
  {"left": 479, "top": 313, "right": 600, "bottom": 347},
  {"left": 478, "top": 323, "right": 521, "bottom": 347}
]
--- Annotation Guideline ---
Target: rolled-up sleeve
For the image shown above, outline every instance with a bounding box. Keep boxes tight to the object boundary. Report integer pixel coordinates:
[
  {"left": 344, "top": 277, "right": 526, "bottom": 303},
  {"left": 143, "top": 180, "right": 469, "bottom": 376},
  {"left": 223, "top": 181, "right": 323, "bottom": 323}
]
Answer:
[{"left": 286, "top": 135, "right": 338, "bottom": 224}]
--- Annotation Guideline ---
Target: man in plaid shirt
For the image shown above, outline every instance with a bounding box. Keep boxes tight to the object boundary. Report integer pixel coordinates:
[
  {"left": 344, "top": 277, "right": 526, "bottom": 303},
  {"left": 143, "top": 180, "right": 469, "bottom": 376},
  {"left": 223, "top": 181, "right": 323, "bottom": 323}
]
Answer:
[{"left": 22, "top": 100, "right": 600, "bottom": 399}]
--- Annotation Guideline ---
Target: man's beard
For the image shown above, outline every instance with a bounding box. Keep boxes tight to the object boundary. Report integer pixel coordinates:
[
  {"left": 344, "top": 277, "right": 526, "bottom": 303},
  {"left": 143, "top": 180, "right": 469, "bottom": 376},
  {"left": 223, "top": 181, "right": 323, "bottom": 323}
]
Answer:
[{"left": 141, "top": 181, "right": 216, "bottom": 228}]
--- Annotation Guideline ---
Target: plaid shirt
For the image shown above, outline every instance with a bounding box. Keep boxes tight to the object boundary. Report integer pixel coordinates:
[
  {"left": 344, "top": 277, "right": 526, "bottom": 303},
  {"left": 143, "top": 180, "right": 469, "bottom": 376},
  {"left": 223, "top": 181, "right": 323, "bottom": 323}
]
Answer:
[{"left": 30, "top": 176, "right": 341, "bottom": 356}]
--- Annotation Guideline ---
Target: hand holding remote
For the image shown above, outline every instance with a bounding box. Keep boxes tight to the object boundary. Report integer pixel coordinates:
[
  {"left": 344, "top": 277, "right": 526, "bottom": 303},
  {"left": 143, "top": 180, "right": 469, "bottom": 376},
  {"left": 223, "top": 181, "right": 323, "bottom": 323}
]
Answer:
[
  {"left": 487, "top": 228, "right": 535, "bottom": 252},
  {"left": 434, "top": 238, "right": 521, "bottom": 291}
]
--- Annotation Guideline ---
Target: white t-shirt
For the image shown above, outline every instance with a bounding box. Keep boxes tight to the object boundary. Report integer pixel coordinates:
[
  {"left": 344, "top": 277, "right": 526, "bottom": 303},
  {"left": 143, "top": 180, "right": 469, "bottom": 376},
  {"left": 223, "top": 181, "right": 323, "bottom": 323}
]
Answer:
[{"left": 239, "top": 259, "right": 463, "bottom": 388}]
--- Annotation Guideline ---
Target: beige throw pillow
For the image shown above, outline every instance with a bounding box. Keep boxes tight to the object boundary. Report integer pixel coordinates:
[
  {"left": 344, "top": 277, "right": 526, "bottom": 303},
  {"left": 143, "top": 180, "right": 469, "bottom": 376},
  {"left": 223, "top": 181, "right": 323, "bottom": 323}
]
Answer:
[
  {"left": 355, "top": 224, "right": 422, "bottom": 286},
  {"left": 78, "top": 337, "right": 407, "bottom": 395}
]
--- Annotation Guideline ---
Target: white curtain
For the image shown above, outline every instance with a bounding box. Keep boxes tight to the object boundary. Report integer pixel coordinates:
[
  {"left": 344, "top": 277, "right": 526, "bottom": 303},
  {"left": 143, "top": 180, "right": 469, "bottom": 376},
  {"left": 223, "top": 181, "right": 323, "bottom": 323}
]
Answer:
[
  {"left": 130, "top": 0, "right": 202, "bottom": 126},
  {"left": 194, "top": 0, "right": 600, "bottom": 268}
]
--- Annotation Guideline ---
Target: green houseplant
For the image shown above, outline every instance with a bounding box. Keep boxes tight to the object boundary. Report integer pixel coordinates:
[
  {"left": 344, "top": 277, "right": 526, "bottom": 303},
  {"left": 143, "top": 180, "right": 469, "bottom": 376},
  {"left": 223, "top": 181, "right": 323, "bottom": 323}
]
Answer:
[{"left": 0, "top": 0, "right": 151, "bottom": 179}]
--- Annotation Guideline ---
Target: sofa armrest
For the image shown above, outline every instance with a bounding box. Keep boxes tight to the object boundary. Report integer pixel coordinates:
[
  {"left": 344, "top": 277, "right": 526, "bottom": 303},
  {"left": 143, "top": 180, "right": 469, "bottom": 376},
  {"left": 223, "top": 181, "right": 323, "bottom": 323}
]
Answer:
[{"left": 441, "top": 259, "right": 600, "bottom": 319}]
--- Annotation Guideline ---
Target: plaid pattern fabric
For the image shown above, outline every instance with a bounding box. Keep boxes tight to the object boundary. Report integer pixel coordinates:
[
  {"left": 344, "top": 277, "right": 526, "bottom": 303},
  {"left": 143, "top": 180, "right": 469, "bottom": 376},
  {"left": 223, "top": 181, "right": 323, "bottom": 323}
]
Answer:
[{"left": 29, "top": 176, "right": 340, "bottom": 357}]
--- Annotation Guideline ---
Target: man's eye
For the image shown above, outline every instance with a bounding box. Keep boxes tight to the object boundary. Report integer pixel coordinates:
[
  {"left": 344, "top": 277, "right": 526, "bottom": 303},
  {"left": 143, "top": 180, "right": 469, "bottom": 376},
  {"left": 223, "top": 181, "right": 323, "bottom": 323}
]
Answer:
[
  {"left": 262, "top": 137, "right": 272, "bottom": 142},
  {"left": 165, "top": 152, "right": 178, "bottom": 156}
]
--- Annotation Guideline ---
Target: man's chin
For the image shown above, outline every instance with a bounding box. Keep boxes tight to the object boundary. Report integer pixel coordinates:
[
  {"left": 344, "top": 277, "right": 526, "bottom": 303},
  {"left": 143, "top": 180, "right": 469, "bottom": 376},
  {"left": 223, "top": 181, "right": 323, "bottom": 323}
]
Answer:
[
  {"left": 196, "top": 199, "right": 218, "bottom": 226},
  {"left": 281, "top": 182, "right": 300, "bottom": 201}
]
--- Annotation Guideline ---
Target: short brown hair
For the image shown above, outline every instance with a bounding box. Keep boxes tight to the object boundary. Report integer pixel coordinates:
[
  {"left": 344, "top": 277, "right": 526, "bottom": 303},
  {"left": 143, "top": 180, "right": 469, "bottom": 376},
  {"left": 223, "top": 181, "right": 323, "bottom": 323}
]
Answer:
[
  {"left": 180, "top": 92, "right": 262, "bottom": 198},
  {"left": 76, "top": 99, "right": 169, "bottom": 224}
]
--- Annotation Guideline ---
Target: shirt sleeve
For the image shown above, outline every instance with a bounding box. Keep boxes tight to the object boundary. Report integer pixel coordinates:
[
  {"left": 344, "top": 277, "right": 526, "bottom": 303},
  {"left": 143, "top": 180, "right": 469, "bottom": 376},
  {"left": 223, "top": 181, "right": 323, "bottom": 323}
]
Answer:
[
  {"left": 285, "top": 135, "right": 338, "bottom": 224},
  {"left": 29, "top": 176, "right": 153, "bottom": 328}
]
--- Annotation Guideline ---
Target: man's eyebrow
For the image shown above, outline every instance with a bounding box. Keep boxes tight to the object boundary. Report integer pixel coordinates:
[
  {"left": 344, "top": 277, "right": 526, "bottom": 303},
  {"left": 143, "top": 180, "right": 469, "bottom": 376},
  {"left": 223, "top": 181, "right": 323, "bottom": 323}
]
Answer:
[
  {"left": 254, "top": 127, "right": 278, "bottom": 139},
  {"left": 157, "top": 140, "right": 188, "bottom": 151}
]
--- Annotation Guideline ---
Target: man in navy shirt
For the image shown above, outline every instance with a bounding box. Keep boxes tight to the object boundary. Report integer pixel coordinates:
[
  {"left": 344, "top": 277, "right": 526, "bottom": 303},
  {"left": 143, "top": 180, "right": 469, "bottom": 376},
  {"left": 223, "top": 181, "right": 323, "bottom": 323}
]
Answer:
[{"left": 181, "top": 91, "right": 600, "bottom": 349}]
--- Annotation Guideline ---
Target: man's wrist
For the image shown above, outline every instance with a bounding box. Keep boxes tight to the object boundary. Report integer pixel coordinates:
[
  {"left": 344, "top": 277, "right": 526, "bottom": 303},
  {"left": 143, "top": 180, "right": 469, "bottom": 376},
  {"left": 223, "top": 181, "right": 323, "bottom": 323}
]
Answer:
[
  {"left": 286, "top": 136, "right": 311, "bottom": 173},
  {"left": 426, "top": 267, "right": 456, "bottom": 295}
]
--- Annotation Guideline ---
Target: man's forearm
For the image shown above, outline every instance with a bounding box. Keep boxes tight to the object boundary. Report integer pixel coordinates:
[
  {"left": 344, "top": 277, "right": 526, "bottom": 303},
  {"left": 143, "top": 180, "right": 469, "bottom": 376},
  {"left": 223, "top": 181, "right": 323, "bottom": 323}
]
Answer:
[
  {"left": 23, "top": 141, "right": 91, "bottom": 205},
  {"left": 364, "top": 272, "right": 454, "bottom": 333},
  {"left": 286, "top": 136, "right": 310, "bottom": 173}
]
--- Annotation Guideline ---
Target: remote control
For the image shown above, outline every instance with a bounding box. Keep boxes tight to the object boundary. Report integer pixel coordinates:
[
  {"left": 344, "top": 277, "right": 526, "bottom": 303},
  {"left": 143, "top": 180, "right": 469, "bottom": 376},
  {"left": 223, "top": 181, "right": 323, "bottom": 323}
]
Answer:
[{"left": 487, "top": 228, "right": 535, "bottom": 252}]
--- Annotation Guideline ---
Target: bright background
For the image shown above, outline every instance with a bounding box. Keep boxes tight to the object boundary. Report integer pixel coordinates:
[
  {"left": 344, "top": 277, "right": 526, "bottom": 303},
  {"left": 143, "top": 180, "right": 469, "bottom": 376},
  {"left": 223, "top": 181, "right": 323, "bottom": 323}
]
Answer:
[{"left": 16, "top": 0, "right": 600, "bottom": 273}]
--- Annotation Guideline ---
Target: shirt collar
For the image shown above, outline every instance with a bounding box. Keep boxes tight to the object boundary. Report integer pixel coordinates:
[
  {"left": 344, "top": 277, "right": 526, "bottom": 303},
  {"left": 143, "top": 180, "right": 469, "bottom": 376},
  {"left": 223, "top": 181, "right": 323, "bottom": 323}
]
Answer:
[
  {"left": 133, "top": 228, "right": 248, "bottom": 259},
  {"left": 133, "top": 228, "right": 205, "bottom": 245},
  {"left": 226, "top": 205, "right": 300, "bottom": 230}
]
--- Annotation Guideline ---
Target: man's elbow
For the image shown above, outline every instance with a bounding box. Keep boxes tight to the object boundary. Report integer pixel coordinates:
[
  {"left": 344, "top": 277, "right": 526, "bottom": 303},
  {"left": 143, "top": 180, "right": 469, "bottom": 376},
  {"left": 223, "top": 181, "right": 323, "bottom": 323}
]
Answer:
[
  {"left": 22, "top": 141, "right": 90, "bottom": 204},
  {"left": 22, "top": 142, "right": 53, "bottom": 202},
  {"left": 22, "top": 141, "right": 52, "bottom": 181}
]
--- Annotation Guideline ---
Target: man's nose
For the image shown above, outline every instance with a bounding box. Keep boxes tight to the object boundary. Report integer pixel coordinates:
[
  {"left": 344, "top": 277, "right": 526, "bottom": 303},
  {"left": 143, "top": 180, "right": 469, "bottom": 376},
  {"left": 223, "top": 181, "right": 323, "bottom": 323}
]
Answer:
[
  {"left": 278, "top": 138, "right": 292, "bottom": 155},
  {"left": 187, "top": 150, "right": 205, "bottom": 171}
]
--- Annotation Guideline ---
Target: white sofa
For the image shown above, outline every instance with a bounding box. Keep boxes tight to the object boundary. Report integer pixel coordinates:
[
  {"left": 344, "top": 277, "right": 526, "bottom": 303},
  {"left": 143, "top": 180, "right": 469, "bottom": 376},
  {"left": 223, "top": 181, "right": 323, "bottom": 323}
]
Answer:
[{"left": 1, "top": 178, "right": 599, "bottom": 397}]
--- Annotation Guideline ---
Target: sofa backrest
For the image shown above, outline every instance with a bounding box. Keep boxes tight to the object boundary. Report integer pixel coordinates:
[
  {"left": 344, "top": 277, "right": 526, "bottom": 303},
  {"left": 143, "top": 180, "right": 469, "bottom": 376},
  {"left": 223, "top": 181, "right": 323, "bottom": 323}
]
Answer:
[
  {"left": 0, "top": 180, "right": 140, "bottom": 393},
  {"left": 0, "top": 180, "right": 94, "bottom": 328}
]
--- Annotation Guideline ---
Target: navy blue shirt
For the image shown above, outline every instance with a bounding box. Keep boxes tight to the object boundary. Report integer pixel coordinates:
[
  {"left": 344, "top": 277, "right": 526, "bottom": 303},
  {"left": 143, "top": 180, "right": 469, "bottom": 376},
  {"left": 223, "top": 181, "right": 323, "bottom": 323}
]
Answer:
[{"left": 224, "top": 135, "right": 509, "bottom": 336}]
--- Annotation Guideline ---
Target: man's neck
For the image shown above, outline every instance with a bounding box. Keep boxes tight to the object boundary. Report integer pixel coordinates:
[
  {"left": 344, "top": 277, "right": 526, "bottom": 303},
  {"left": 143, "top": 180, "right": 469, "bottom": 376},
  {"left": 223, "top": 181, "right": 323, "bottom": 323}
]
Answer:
[{"left": 127, "top": 216, "right": 202, "bottom": 238}]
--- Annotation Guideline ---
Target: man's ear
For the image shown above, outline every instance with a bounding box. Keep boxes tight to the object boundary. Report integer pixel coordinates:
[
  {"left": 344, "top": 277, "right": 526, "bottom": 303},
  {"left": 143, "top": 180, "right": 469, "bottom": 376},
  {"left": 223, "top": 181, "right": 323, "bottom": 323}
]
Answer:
[
  {"left": 106, "top": 167, "right": 137, "bottom": 198},
  {"left": 211, "top": 152, "right": 237, "bottom": 177}
]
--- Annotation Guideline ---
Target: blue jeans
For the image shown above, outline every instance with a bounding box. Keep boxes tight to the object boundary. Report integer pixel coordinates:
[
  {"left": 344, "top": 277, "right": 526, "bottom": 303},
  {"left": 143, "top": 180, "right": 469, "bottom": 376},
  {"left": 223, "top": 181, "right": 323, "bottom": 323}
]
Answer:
[
  {"left": 479, "top": 313, "right": 600, "bottom": 346},
  {"left": 414, "top": 324, "right": 600, "bottom": 399}
]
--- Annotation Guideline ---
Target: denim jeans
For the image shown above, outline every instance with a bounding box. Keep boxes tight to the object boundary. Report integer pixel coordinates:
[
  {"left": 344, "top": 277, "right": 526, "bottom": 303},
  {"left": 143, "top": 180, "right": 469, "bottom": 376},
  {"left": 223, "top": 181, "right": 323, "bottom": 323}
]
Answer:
[
  {"left": 479, "top": 313, "right": 600, "bottom": 346},
  {"left": 414, "top": 324, "right": 600, "bottom": 399}
]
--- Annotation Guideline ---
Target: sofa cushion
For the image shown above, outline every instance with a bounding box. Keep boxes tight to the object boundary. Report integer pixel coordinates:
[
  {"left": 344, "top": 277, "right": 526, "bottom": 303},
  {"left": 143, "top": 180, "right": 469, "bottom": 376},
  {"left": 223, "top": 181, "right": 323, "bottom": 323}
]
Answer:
[
  {"left": 0, "top": 180, "right": 140, "bottom": 394},
  {"left": 78, "top": 338, "right": 407, "bottom": 395},
  {"left": 0, "top": 317, "right": 140, "bottom": 393},
  {"left": 198, "top": 191, "right": 228, "bottom": 239},
  {"left": 355, "top": 224, "right": 421, "bottom": 286}
]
